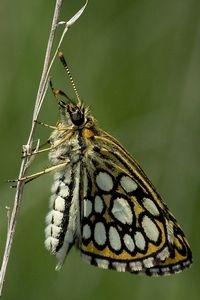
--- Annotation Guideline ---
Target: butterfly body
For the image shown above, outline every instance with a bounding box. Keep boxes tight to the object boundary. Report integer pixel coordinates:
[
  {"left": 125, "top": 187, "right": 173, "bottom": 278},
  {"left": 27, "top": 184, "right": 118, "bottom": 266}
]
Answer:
[{"left": 44, "top": 99, "right": 192, "bottom": 275}]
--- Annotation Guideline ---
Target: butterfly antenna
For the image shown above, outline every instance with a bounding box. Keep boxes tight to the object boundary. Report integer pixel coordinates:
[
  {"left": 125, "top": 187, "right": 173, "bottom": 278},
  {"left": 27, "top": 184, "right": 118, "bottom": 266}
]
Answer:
[{"left": 58, "top": 51, "right": 81, "bottom": 105}]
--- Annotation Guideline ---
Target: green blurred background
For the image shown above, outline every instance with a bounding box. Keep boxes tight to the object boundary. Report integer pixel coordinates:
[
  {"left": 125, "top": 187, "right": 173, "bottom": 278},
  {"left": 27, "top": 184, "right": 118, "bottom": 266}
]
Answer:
[{"left": 0, "top": 0, "right": 199, "bottom": 299}]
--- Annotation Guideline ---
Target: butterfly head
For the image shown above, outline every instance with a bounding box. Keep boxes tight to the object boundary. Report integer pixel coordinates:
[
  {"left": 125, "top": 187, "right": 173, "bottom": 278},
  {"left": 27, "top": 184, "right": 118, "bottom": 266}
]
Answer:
[
  {"left": 58, "top": 100, "right": 87, "bottom": 127},
  {"left": 52, "top": 52, "right": 96, "bottom": 132}
]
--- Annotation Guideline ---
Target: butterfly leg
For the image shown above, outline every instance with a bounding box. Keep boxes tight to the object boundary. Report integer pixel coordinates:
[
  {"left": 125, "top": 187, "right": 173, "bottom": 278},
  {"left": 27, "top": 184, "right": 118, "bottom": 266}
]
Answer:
[{"left": 9, "top": 160, "right": 70, "bottom": 186}]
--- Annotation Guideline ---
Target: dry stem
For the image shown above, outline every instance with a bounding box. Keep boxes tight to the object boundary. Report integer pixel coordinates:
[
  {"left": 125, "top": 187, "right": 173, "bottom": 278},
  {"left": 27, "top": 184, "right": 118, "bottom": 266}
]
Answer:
[{"left": 0, "top": 0, "right": 88, "bottom": 295}]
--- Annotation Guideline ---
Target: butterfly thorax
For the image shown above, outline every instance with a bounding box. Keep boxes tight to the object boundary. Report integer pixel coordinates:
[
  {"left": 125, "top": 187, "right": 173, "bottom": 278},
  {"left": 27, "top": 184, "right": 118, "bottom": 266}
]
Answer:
[{"left": 48, "top": 101, "right": 97, "bottom": 166}]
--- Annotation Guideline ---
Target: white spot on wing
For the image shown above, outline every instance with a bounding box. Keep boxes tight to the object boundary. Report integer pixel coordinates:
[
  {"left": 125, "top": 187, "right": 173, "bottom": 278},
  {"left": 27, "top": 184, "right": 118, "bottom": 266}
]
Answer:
[
  {"left": 109, "top": 226, "right": 122, "bottom": 251},
  {"left": 45, "top": 224, "right": 61, "bottom": 238},
  {"left": 156, "top": 246, "right": 169, "bottom": 261},
  {"left": 83, "top": 199, "right": 92, "bottom": 217},
  {"left": 54, "top": 196, "right": 65, "bottom": 212},
  {"left": 94, "top": 195, "right": 104, "bottom": 213},
  {"left": 95, "top": 258, "right": 109, "bottom": 269},
  {"left": 129, "top": 261, "right": 143, "bottom": 271},
  {"left": 166, "top": 220, "right": 174, "bottom": 244},
  {"left": 51, "top": 180, "right": 60, "bottom": 193},
  {"left": 134, "top": 231, "right": 146, "bottom": 250},
  {"left": 82, "top": 224, "right": 91, "bottom": 239},
  {"left": 112, "top": 262, "right": 126, "bottom": 272},
  {"left": 45, "top": 224, "right": 52, "bottom": 237},
  {"left": 45, "top": 211, "right": 53, "bottom": 224},
  {"left": 94, "top": 222, "right": 107, "bottom": 246},
  {"left": 44, "top": 237, "right": 59, "bottom": 253},
  {"left": 52, "top": 210, "right": 63, "bottom": 226},
  {"left": 142, "top": 215, "right": 160, "bottom": 242},
  {"left": 58, "top": 184, "right": 69, "bottom": 198},
  {"left": 120, "top": 175, "right": 138, "bottom": 193},
  {"left": 96, "top": 171, "right": 113, "bottom": 192},
  {"left": 123, "top": 233, "right": 135, "bottom": 252},
  {"left": 111, "top": 197, "right": 133, "bottom": 224},
  {"left": 143, "top": 257, "right": 154, "bottom": 268},
  {"left": 142, "top": 198, "right": 160, "bottom": 216}
]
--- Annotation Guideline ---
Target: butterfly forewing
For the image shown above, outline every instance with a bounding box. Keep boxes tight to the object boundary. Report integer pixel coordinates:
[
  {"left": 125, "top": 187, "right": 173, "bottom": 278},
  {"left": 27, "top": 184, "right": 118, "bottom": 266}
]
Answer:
[{"left": 79, "top": 134, "right": 191, "bottom": 275}]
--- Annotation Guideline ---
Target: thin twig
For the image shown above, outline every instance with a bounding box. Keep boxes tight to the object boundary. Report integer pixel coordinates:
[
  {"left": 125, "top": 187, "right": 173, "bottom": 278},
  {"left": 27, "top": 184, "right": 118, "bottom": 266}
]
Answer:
[{"left": 0, "top": 0, "right": 88, "bottom": 296}]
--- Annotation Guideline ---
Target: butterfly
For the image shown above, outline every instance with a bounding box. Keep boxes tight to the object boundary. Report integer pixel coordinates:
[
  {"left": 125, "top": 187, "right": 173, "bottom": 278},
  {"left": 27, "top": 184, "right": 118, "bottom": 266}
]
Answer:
[{"left": 44, "top": 51, "right": 192, "bottom": 275}]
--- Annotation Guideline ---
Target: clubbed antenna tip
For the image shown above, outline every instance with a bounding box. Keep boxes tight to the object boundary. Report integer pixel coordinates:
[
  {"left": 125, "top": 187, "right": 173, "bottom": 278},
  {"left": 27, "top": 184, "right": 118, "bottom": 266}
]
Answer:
[{"left": 58, "top": 51, "right": 81, "bottom": 104}]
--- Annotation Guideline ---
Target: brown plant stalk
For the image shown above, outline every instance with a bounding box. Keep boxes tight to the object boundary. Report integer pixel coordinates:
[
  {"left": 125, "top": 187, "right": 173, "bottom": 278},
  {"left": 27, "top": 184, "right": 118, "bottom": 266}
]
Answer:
[{"left": 0, "top": 0, "right": 88, "bottom": 296}]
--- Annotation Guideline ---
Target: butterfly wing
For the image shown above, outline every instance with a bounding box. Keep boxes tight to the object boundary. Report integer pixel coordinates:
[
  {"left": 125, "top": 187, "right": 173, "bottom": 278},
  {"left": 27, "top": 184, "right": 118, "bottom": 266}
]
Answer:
[{"left": 80, "top": 130, "right": 192, "bottom": 275}]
